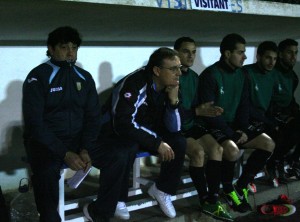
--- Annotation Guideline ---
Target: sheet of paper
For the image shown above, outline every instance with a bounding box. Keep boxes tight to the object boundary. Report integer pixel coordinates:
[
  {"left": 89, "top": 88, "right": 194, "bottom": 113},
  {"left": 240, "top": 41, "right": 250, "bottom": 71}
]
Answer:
[{"left": 67, "top": 167, "right": 92, "bottom": 189}]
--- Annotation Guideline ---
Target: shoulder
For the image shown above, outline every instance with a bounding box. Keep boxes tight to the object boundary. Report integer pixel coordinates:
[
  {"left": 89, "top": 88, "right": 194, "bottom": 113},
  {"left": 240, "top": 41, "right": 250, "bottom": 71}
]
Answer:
[{"left": 73, "top": 65, "right": 94, "bottom": 80}]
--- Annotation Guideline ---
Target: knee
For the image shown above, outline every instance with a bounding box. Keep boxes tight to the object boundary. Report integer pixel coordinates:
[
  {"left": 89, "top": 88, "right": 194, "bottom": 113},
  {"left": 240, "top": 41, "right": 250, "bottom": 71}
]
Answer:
[
  {"left": 223, "top": 146, "right": 239, "bottom": 161},
  {"left": 210, "top": 144, "right": 223, "bottom": 159},
  {"left": 187, "top": 145, "right": 205, "bottom": 162}
]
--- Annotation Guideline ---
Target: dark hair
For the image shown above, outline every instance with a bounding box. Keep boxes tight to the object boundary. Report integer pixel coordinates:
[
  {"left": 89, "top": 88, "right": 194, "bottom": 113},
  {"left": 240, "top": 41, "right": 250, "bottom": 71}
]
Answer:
[
  {"left": 257, "top": 41, "right": 278, "bottom": 56},
  {"left": 278, "top": 39, "right": 298, "bottom": 52},
  {"left": 220, "top": 33, "right": 246, "bottom": 55},
  {"left": 146, "top": 47, "right": 178, "bottom": 72},
  {"left": 46, "top": 26, "right": 82, "bottom": 57},
  {"left": 174, "top": 37, "right": 196, "bottom": 50}
]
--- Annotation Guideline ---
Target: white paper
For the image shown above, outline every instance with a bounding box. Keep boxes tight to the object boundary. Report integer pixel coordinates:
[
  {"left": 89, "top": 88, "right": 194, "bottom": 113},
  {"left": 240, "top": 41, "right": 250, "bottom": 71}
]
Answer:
[{"left": 67, "top": 167, "right": 92, "bottom": 189}]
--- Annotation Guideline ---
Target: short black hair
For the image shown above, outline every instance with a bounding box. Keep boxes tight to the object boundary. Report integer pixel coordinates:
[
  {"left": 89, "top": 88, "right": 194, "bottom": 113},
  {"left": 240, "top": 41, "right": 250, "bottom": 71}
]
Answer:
[
  {"left": 46, "top": 26, "right": 82, "bottom": 57},
  {"left": 278, "top": 39, "right": 298, "bottom": 52},
  {"left": 257, "top": 41, "right": 278, "bottom": 56},
  {"left": 146, "top": 47, "right": 178, "bottom": 72},
  {"left": 174, "top": 37, "right": 196, "bottom": 50},
  {"left": 220, "top": 33, "right": 246, "bottom": 55}
]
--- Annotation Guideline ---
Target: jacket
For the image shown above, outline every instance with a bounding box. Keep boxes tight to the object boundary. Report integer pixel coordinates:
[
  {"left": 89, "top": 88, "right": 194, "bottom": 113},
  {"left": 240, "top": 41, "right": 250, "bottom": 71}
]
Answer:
[
  {"left": 23, "top": 59, "right": 101, "bottom": 159},
  {"left": 100, "top": 67, "right": 181, "bottom": 152}
]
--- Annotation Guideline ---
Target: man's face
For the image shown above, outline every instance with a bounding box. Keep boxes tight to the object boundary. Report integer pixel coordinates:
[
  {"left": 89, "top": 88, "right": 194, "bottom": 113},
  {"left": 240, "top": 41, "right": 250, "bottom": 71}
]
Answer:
[
  {"left": 257, "top": 50, "right": 277, "bottom": 72},
  {"left": 154, "top": 56, "right": 182, "bottom": 88},
  {"left": 176, "top": 42, "right": 196, "bottom": 70},
  {"left": 226, "top": 43, "right": 247, "bottom": 69},
  {"left": 280, "top": 45, "right": 298, "bottom": 69},
  {"left": 48, "top": 42, "right": 78, "bottom": 62}
]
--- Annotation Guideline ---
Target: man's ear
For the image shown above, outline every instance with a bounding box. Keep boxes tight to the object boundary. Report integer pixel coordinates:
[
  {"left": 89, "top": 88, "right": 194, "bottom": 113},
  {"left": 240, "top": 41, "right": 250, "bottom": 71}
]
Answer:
[
  {"left": 47, "top": 45, "right": 54, "bottom": 56},
  {"left": 224, "top": 50, "right": 231, "bottom": 59},
  {"left": 153, "top": 66, "right": 160, "bottom": 77}
]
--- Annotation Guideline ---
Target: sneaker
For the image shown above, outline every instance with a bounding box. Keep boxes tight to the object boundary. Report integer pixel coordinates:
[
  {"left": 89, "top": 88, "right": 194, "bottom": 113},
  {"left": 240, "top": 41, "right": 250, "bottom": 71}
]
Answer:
[
  {"left": 286, "top": 161, "right": 300, "bottom": 179},
  {"left": 202, "top": 201, "right": 234, "bottom": 221},
  {"left": 265, "top": 165, "right": 279, "bottom": 187},
  {"left": 234, "top": 185, "right": 252, "bottom": 211},
  {"left": 148, "top": 183, "right": 176, "bottom": 218},
  {"left": 223, "top": 190, "right": 249, "bottom": 213},
  {"left": 83, "top": 202, "right": 110, "bottom": 222},
  {"left": 114, "top": 202, "right": 130, "bottom": 220},
  {"left": 277, "top": 194, "right": 293, "bottom": 204},
  {"left": 266, "top": 194, "right": 293, "bottom": 205},
  {"left": 247, "top": 182, "right": 257, "bottom": 193},
  {"left": 259, "top": 204, "right": 296, "bottom": 216},
  {"left": 277, "top": 163, "right": 289, "bottom": 184}
]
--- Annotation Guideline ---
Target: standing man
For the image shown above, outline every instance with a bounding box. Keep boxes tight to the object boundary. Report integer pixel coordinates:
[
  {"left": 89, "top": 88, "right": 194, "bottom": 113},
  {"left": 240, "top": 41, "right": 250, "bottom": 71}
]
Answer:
[
  {"left": 198, "top": 33, "right": 275, "bottom": 213},
  {"left": 174, "top": 37, "right": 233, "bottom": 221},
  {"left": 23, "top": 26, "right": 133, "bottom": 222},
  {"left": 266, "top": 39, "right": 300, "bottom": 183},
  {"left": 98, "top": 47, "right": 187, "bottom": 219}
]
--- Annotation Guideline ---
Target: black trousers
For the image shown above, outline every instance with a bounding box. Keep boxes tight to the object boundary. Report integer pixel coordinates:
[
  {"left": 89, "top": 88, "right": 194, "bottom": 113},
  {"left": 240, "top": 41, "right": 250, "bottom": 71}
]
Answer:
[
  {"left": 27, "top": 137, "right": 138, "bottom": 222},
  {"left": 154, "top": 132, "right": 187, "bottom": 195},
  {"left": 270, "top": 116, "right": 300, "bottom": 163}
]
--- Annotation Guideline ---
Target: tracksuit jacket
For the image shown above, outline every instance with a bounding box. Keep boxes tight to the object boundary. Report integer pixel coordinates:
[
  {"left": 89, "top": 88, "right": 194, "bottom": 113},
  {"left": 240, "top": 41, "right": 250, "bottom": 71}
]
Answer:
[
  {"left": 22, "top": 59, "right": 101, "bottom": 159},
  {"left": 100, "top": 67, "right": 181, "bottom": 152}
]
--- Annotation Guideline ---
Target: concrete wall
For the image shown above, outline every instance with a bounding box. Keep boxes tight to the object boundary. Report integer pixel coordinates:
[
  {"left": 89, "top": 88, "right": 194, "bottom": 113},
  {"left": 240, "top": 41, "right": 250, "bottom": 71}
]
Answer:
[{"left": 0, "top": 0, "right": 300, "bottom": 191}]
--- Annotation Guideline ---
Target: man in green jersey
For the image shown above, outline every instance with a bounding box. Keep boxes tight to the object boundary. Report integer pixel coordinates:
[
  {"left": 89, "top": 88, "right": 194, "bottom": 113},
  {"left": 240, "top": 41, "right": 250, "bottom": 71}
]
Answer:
[
  {"left": 174, "top": 37, "right": 233, "bottom": 221},
  {"left": 243, "top": 41, "right": 280, "bottom": 187},
  {"left": 198, "top": 33, "right": 275, "bottom": 213},
  {"left": 266, "top": 39, "right": 300, "bottom": 182}
]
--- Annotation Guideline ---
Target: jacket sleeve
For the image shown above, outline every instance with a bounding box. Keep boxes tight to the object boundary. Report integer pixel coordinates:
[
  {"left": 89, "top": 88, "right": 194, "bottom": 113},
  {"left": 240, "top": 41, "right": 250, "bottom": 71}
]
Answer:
[
  {"left": 22, "top": 71, "right": 67, "bottom": 159},
  {"left": 198, "top": 69, "right": 237, "bottom": 138},
  {"left": 112, "top": 82, "right": 162, "bottom": 152},
  {"left": 81, "top": 76, "right": 102, "bottom": 152}
]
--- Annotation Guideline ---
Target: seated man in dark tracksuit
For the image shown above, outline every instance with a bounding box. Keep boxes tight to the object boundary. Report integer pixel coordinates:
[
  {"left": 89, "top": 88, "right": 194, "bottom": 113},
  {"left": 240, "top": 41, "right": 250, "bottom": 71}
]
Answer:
[{"left": 96, "top": 47, "right": 187, "bottom": 220}]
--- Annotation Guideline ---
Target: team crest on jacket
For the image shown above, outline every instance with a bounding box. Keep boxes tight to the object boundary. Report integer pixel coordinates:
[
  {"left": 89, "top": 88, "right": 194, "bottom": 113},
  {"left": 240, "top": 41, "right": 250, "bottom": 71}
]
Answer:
[
  {"left": 76, "top": 82, "right": 81, "bottom": 91},
  {"left": 124, "top": 92, "right": 132, "bottom": 99}
]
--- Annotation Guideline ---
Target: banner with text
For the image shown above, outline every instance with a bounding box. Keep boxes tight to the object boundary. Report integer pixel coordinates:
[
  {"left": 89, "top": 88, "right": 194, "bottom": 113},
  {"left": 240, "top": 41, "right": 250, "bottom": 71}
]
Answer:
[{"left": 191, "top": 0, "right": 233, "bottom": 12}]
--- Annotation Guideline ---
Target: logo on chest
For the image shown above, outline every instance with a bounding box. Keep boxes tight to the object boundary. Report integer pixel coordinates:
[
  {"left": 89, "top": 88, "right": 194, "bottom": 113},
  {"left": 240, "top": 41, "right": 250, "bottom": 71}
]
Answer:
[{"left": 50, "top": 87, "right": 63, "bottom": 93}]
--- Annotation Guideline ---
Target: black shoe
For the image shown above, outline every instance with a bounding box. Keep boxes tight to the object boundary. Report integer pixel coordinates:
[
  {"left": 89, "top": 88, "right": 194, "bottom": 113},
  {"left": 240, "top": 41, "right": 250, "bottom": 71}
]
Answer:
[
  {"left": 277, "top": 163, "right": 289, "bottom": 184},
  {"left": 83, "top": 202, "right": 110, "bottom": 222},
  {"left": 265, "top": 164, "right": 279, "bottom": 187},
  {"left": 286, "top": 161, "right": 300, "bottom": 179}
]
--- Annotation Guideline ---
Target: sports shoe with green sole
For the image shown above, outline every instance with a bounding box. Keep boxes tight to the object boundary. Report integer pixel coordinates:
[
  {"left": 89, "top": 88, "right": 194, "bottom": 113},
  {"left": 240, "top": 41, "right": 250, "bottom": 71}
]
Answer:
[
  {"left": 202, "top": 201, "right": 234, "bottom": 221},
  {"left": 223, "top": 190, "right": 249, "bottom": 213}
]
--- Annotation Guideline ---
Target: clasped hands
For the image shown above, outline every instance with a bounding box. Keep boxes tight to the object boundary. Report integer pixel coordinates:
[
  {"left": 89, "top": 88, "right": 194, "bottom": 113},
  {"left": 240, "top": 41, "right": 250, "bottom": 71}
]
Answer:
[{"left": 64, "top": 149, "right": 91, "bottom": 172}]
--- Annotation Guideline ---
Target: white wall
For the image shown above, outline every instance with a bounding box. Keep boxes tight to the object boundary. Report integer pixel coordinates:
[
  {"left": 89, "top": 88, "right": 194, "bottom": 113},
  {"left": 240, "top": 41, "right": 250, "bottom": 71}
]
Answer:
[{"left": 0, "top": 44, "right": 298, "bottom": 191}]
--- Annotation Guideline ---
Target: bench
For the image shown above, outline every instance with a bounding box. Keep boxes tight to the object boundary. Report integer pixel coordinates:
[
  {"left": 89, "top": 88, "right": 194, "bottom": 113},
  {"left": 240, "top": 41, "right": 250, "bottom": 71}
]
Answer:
[{"left": 59, "top": 152, "right": 197, "bottom": 222}]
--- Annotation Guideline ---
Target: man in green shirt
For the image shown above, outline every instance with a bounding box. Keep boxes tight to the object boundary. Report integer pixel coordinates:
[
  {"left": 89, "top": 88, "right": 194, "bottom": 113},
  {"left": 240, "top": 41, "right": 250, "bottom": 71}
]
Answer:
[
  {"left": 243, "top": 41, "right": 280, "bottom": 187},
  {"left": 198, "top": 33, "right": 275, "bottom": 213},
  {"left": 175, "top": 37, "right": 233, "bottom": 221},
  {"left": 266, "top": 39, "right": 300, "bottom": 182}
]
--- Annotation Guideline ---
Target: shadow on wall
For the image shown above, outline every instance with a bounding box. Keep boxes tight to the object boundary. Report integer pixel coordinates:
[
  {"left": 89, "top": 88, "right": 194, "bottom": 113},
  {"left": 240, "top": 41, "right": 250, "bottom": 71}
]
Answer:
[
  {"left": 0, "top": 80, "right": 26, "bottom": 174},
  {"left": 97, "top": 62, "right": 114, "bottom": 115},
  {"left": 294, "top": 61, "right": 300, "bottom": 104}
]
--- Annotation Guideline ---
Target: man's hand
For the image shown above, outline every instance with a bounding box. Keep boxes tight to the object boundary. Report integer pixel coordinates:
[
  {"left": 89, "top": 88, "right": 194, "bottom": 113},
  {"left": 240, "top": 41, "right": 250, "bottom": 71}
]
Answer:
[
  {"left": 195, "top": 101, "right": 223, "bottom": 117},
  {"left": 235, "top": 130, "right": 248, "bottom": 144},
  {"left": 165, "top": 85, "right": 179, "bottom": 105},
  {"left": 64, "top": 150, "right": 91, "bottom": 172},
  {"left": 157, "top": 142, "right": 175, "bottom": 162},
  {"left": 79, "top": 149, "right": 92, "bottom": 172}
]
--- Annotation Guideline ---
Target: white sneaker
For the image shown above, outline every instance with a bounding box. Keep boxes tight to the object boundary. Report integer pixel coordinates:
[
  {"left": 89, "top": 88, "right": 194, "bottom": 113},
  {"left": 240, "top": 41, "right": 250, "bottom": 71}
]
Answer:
[
  {"left": 114, "top": 201, "right": 130, "bottom": 220},
  {"left": 147, "top": 183, "right": 176, "bottom": 218}
]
